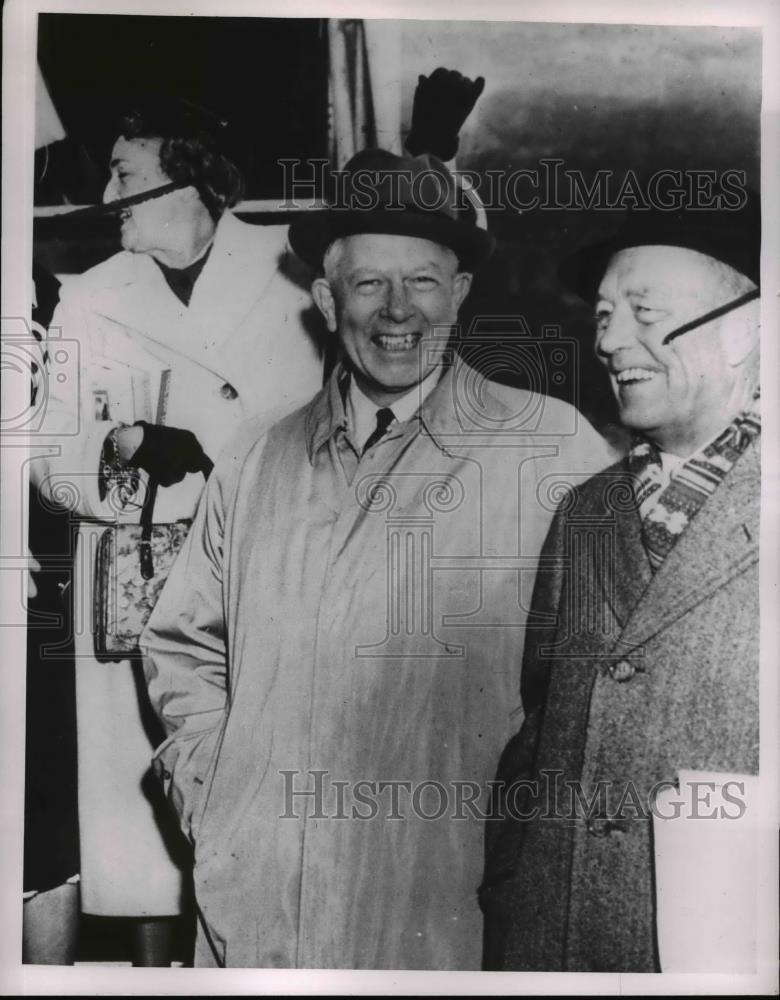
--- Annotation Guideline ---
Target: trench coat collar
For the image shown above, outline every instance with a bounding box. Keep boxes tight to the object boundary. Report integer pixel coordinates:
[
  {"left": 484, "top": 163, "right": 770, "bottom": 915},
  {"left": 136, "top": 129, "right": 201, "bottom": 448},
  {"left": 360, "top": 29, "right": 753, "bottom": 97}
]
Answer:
[
  {"left": 305, "top": 366, "right": 349, "bottom": 459},
  {"left": 304, "top": 357, "right": 515, "bottom": 462},
  {"left": 610, "top": 437, "right": 760, "bottom": 654}
]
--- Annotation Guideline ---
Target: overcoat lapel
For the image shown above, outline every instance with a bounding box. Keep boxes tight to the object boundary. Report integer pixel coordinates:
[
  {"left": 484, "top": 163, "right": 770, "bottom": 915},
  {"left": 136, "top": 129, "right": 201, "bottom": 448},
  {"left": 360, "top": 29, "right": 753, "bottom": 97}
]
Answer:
[
  {"left": 603, "top": 467, "right": 653, "bottom": 628},
  {"left": 87, "top": 254, "right": 187, "bottom": 355},
  {"left": 187, "top": 213, "right": 278, "bottom": 360},
  {"left": 84, "top": 213, "right": 270, "bottom": 388},
  {"left": 566, "top": 464, "right": 652, "bottom": 634},
  {"left": 611, "top": 441, "right": 759, "bottom": 653}
]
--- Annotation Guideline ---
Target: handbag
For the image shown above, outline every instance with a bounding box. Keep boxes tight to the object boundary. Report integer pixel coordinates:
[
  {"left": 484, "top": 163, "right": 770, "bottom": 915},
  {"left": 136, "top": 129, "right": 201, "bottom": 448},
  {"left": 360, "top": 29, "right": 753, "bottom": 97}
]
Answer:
[{"left": 93, "top": 460, "right": 212, "bottom": 662}]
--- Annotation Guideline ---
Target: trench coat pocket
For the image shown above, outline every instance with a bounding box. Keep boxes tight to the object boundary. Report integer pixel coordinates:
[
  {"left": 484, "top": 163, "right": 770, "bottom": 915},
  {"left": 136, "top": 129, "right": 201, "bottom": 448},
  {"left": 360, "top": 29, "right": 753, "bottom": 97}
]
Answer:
[{"left": 152, "top": 722, "right": 224, "bottom": 844}]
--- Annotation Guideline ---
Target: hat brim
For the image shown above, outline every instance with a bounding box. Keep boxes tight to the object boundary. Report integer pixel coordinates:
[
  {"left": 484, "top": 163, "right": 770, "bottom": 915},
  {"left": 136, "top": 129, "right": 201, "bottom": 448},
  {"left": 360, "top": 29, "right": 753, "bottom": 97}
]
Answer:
[
  {"left": 560, "top": 218, "right": 760, "bottom": 302},
  {"left": 558, "top": 236, "right": 620, "bottom": 302},
  {"left": 289, "top": 208, "right": 496, "bottom": 273}
]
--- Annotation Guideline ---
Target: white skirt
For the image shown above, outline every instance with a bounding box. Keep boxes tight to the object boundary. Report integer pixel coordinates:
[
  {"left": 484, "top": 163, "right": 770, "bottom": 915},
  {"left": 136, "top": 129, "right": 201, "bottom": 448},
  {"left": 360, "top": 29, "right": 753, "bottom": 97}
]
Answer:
[{"left": 74, "top": 525, "right": 186, "bottom": 916}]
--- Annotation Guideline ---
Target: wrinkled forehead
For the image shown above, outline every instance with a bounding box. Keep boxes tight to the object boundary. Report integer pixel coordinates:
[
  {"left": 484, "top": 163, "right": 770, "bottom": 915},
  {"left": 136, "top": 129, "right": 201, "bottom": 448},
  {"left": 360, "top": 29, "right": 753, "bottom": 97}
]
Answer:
[
  {"left": 597, "top": 244, "right": 722, "bottom": 302},
  {"left": 337, "top": 233, "right": 459, "bottom": 271}
]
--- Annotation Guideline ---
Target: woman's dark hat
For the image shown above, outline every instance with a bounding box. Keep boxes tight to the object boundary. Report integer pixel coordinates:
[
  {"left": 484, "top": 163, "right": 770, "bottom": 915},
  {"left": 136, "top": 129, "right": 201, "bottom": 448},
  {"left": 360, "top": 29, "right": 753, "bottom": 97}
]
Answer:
[
  {"left": 118, "top": 94, "right": 233, "bottom": 148},
  {"left": 559, "top": 190, "right": 761, "bottom": 300},
  {"left": 288, "top": 148, "right": 495, "bottom": 272}
]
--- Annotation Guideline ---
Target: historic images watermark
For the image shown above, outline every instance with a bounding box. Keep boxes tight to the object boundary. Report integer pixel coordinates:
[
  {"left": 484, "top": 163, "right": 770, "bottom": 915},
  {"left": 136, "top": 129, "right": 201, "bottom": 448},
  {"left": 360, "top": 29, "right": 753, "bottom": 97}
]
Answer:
[
  {"left": 279, "top": 768, "right": 750, "bottom": 823},
  {"left": 280, "top": 158, "right": 749, "bottom": 213}
]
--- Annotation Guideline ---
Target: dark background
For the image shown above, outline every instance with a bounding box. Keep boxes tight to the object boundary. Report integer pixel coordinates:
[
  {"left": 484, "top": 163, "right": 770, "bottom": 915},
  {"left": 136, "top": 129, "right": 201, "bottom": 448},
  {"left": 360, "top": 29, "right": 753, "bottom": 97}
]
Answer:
[
  {"left": 36, "top": 14, "right": 329, "bottom": 205},
  {"left": 34, "top": 15, "right": 762, "bottom": 436}
]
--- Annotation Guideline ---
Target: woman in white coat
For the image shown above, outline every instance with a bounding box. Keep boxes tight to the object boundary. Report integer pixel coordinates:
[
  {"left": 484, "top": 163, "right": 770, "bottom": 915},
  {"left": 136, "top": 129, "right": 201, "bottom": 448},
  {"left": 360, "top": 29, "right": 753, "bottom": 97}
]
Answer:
[{"left": 30, "top": 100, "right": 323, "bottom": 963}]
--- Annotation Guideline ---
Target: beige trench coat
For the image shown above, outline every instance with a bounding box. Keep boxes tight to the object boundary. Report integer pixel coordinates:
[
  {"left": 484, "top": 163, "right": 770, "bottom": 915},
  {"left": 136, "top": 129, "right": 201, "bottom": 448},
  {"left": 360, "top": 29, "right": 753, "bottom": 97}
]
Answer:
[
  {"left": 143, "top": 360, "right": 612, "bottom": 965},
  {"left": 31, "top": 212, "right": 323, "bottom": 915}
]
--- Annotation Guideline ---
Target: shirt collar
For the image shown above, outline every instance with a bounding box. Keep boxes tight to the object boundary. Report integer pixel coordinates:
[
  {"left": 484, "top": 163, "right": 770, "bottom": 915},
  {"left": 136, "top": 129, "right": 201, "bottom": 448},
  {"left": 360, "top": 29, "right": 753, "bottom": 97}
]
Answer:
[
  {"left": 658, "top": 450, "right": 685, "bottom": 477},
  {"left": 304, "top": 357, "right": 518, "bottom": 463},
  {"left": 635, "top": 385, "right": 762, "bottom": 477},
  {"left": 346, "top": 367, "right": 441, "bottom": 453}
]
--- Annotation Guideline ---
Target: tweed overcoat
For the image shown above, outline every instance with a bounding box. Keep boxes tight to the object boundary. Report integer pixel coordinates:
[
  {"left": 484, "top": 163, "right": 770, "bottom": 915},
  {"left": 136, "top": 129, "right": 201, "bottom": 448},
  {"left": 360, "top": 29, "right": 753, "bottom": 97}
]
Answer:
[
  {"left": 142, "top": 360, "right": 612, "bottom": 967},
  {"left": 30, "top": 212, "right": 323, "bottom": 915},
  {"left": 481, "top": 439, "right": 760, "bottom": 971}
]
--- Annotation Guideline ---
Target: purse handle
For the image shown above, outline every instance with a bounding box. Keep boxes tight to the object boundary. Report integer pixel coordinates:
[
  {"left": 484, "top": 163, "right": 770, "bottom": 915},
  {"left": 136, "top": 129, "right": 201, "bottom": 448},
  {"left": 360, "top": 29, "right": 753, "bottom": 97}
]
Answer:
[{"left": 138, "top": 454, "right": 213, "bottom": 580}]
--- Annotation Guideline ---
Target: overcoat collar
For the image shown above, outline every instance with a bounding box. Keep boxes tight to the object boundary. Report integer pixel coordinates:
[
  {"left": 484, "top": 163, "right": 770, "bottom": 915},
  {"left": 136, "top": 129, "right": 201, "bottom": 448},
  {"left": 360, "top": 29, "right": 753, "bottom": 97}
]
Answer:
[{"left": 606, "top": 438, "right": 760, "bottom": 655}]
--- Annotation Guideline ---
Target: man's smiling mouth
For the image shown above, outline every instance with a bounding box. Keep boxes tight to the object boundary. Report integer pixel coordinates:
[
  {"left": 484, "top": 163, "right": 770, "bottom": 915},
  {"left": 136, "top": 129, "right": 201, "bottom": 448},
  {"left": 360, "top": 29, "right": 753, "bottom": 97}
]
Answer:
[
  {"left": 615, "top": 367, "right": 658, "bottom": 384},
  {"left": 373, "top": 333, "right": 421, "bottom": 352}
]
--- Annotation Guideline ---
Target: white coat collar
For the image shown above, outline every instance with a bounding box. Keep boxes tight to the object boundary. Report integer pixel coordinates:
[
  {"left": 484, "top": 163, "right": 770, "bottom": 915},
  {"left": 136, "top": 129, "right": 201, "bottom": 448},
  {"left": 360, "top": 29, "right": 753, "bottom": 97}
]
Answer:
[{"left": 83, "top": 212, "right": 281, "bottom": 387}]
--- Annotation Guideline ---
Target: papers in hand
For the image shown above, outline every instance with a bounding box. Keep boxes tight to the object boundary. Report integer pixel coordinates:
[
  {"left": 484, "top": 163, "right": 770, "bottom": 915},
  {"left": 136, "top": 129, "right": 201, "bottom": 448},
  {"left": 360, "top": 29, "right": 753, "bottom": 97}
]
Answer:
[
  {"left": 652, "top": 770, "right": 760, "bottom": 973},
  {"left": 90, "top": 357, "right": 171, "bottom": 425}
]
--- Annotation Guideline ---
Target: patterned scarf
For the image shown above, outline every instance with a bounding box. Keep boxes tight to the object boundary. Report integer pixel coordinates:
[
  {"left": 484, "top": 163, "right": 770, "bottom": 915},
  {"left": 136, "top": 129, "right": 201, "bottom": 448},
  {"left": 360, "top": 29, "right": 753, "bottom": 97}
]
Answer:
[{"left": 628, "top": 392, "right": 761, "bottom": 572}]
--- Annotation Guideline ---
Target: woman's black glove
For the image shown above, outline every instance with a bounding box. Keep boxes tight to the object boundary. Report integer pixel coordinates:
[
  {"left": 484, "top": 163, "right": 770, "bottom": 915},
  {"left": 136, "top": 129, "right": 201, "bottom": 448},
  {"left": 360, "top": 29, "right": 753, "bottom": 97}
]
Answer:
[
  {"left": 131, "top": 421, "right": 213, "bottom": 486},
  {"left": 406, "top": 67, "right": 486, "bottom": 161}
]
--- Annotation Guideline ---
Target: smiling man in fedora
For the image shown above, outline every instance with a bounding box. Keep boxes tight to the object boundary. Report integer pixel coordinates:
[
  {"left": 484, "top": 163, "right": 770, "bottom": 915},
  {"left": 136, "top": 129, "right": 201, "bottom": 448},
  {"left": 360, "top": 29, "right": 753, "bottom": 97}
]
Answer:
[
  {"left": 141, "top": 148, "right": 610, "bottom": 969},
  {"left": 480, "top": 194, "right": 762, "bottom": 972}
]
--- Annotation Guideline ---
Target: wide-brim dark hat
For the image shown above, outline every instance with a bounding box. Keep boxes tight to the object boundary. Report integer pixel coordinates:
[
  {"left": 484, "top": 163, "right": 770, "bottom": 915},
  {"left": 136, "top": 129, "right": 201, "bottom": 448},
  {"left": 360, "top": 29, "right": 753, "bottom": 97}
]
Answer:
[
  {"left": 559, "top": 189, "right": 761, "bottom": 300},
  {"left": 288, "top": 148, "right": 495, "bottom": 272}
]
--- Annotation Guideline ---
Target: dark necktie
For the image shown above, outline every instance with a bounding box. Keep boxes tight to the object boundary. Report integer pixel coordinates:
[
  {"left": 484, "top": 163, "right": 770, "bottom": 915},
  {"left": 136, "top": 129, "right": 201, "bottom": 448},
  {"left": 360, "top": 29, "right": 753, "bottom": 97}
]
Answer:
[{"left": 361, "top": 407, "right": 395, "bottom": 456}]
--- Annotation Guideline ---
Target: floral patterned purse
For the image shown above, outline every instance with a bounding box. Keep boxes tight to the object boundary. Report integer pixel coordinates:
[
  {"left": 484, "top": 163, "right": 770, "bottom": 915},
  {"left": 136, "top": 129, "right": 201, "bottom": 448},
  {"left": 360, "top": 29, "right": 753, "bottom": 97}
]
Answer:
[
  {"left": 93, "top": 519, "right": 193, "bottom": 662},
  {"left": 93, "top": 466, "right": 210, "bottom": 662}
]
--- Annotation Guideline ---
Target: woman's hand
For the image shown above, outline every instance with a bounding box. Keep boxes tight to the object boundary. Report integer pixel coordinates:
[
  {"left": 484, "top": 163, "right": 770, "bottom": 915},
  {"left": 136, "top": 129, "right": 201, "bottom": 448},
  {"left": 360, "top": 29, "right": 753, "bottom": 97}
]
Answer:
[{"left": 129, "top": 422, "right": 213, "bottom": 485}]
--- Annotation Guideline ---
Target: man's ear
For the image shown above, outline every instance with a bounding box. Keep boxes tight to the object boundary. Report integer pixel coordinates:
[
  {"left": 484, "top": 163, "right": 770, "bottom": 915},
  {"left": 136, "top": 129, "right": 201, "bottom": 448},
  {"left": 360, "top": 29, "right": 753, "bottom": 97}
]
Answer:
[
  {"left": 721, "top": 297, "right": 760, "bottom": 367},
  {"left": 311, "top": 278, "right": 339, "bottom": 333},
  {"left": 453, "top": 271, "right": 473, "bottom": 311}
]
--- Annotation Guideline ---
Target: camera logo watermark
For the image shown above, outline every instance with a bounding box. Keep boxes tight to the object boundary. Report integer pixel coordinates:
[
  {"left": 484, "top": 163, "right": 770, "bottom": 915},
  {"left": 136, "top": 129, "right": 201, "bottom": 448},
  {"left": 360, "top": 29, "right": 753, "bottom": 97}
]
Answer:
[{"left": 1, "top": 318, "right": 80, "bottom": 436}]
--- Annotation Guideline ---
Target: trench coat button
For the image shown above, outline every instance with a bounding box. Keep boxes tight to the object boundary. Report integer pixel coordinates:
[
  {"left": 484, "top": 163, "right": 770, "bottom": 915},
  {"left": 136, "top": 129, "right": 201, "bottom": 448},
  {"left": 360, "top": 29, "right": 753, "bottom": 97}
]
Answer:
[
  {"left": 162, "top": 769, "right": 172, "bottom": 780},
  {"left": 609, "top": 659, "right": 636, "bottom": 682},
  {"left": 587, "top": 817, "right": 629, "bottom": 837},
  {"left": 219, "top": 382, "right": 238, "bottom": 400}
]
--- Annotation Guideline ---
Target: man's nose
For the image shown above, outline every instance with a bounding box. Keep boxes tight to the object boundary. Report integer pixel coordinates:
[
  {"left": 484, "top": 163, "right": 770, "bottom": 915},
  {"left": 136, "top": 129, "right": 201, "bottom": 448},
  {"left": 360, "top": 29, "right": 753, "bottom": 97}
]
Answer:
[
  {"left": 595, "top": 305, "right": 637, "bottom": 360},
  {"left": 381, "top": 280, "right": 414, "bottom": 322}
]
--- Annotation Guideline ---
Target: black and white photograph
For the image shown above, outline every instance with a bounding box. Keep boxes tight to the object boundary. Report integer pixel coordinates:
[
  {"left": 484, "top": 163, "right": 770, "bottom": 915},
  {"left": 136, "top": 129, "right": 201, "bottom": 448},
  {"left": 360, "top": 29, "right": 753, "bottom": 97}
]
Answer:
[{"left": 2, "top": 0, "right": 778, "bottom": 993}]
